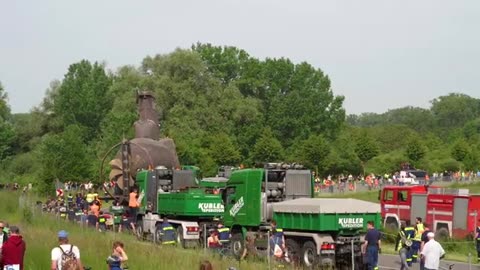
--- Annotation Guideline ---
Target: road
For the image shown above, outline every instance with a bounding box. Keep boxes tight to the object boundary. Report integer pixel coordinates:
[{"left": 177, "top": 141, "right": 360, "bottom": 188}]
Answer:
[{"left": 379, "top": 254, "right": 479, "bottom": 270}]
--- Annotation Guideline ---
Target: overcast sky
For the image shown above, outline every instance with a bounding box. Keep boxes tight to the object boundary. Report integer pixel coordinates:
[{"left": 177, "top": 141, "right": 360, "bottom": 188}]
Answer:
[{"left": 1, "top": 1, "right": 479, "bottom": 115}]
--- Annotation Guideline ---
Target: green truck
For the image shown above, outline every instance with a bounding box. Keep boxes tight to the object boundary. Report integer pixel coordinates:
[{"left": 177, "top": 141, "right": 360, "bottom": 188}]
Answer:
[
  {"left": 222, "top": 164, "right": 381, "bottom": 269},
  {"left": 135, "top": 166, "right": 226, "bottom": 248},
  {"left": 134, "top": 163, "right": 381, "bottom": 268}
]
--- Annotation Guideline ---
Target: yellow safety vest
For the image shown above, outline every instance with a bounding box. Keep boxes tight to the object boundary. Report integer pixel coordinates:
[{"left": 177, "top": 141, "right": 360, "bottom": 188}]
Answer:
[{"left": 414, "top": 223, "right": 424, "bottom": 241}]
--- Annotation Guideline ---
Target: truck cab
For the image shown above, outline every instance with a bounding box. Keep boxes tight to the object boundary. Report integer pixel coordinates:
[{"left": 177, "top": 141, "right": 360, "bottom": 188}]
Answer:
[{"left": 222, "top": 163, "right": 379, "bottom": 268}]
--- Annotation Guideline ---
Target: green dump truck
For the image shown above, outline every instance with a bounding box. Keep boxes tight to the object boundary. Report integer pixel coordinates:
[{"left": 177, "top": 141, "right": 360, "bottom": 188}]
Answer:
[
  {"left": 135, "top": 166, "right": 225, "bottom": 248},
  {"left": 222, "top": 164, "right": 381, "bottom": 269}
]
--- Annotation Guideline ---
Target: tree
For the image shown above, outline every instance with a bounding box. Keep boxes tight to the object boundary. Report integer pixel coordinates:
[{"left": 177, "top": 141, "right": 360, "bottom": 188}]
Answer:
[
  {"left": 208, "top": 133, "right": 241, "bottom": 166},
  {"left": 251, "top": 128, "right": 284, "bottom": 163},
  {"left": 354, "top": 132, "right": 379, "bottom": 174},
  {"left": 0, "top": 121, "right": 15, "bottom": 160},
  {"left": 295, "top": 134, "right": 330, "bottom": 173},
  {"left": 405, "top": 137, "right": 426, "bottom": 163},
  {"left": 431, "top": 93, "right": 480, "bottom": 129},
  {"left": 38, "top": 125, "right": 92, "bottom": 191},
  {"left": 54, "top": 60, "right": 113, "bottom": 141},
  {"left": 463, "top": 150, "right": 479, "bottom": 171},
  {"left": 451, "top": 139, "right": 469, "bottom": 162},
  {"left": 0, "top": 82, "right": 10, "bottom": 121}
]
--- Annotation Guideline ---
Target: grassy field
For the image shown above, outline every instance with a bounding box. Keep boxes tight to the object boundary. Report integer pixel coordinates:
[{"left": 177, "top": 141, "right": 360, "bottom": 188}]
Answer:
[{"left": 0, "top": 191, "right": 268, "bottom": 270}]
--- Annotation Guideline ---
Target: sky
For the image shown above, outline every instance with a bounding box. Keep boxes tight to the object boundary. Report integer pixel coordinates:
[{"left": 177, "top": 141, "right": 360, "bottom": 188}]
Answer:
[{"left": 1, "top": 0, "right": 479, "bottom": 115}]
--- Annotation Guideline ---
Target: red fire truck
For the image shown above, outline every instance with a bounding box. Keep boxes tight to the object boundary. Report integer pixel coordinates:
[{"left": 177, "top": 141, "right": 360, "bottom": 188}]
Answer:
[{"left": 380, "top": 185, "right": 480, "bottom": 238}]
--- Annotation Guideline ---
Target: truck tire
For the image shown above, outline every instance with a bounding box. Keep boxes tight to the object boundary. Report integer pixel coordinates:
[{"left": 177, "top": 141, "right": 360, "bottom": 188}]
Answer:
[
  {"left": 136, "top": 220, "right": 145, "bottom": 241},
  {"left": 285, "top": 238, "right": 300, "bottom": 265},
  {"left": 435, "top": 227, "right": 449, "bottom": 241},
  {"left": 231, "top": 233, "right": 244, "bottom": 259},
  {"left": 301, "top": 241, "right": 318, "bottom": 267},
  {"left": 177, "top": 226, "right": 185, "bottom": 248},
  {"left": 154, "top": 224, "right": 162, "bottom": 245}
]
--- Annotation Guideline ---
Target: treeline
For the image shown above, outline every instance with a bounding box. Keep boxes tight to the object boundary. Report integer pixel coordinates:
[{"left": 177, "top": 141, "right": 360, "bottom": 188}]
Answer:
[{"left": 0, "top": 44, "right": 479, "bottom": 191}]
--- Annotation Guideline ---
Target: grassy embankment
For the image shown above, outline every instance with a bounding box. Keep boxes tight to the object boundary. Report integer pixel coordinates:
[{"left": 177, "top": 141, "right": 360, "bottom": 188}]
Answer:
[
  {"left": 0, "top": 191, "right": 268, "bottom": 270},
  {"left": 317, "top": 181, "right": 480, "bottom": 262}
]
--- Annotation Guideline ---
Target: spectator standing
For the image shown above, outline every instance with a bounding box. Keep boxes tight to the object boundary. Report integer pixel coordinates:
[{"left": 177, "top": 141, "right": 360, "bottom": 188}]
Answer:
[
  {"left": 51, "top": 230, "right": 83, "bottom": 270},
  {"left": 1, "top": 226, "right": 26, "bottom": 270},
  {"left": 420, "top": 232, "right": 445, "bottom": 270},
  {"left": 128, "top": 187, "right": 140, "bottom": 233},
  {"left": 362, "top": 221, "right": 381, "bottom": 270},
  {"left": 0, "top": 221, "right": 8, "bottom": 263}
]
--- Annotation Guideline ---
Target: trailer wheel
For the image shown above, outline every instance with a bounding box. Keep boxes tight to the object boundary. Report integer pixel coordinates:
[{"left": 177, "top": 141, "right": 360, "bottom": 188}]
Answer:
[
  {"left": 154, "top": 224, "right": 162, "bottom": 245},
  {"left": 285, "top": 238, "right": 300, "bottom": 264},
  {"left": 231, "top": 233, "right": 244, "bottom": 259},
  {"left": 136, "top": 220, "right": 145, "bottom": 241},
  {"left": 177, "top": 226, "right": 185, "bottom": 248},
  {"left": 301, "top": 241, "right": 318, "bottom": 267}
]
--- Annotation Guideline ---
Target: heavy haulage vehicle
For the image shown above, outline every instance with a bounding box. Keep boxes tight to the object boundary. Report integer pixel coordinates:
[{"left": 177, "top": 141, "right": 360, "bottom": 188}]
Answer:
[{"left": 101, "top": 90, "right": 382, "bottom": 269}]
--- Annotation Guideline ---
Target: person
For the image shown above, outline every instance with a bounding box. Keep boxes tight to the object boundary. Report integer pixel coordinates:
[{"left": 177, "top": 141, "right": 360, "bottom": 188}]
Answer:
[
  {"left": 362, "top": 221, "right": 381, "bottom": 270},
  {"left": 106, "top": 241, "right": 128, "bottom": 270},
  {"left": 412, "top": 217, "right": 425, "bottom": 263},
  {"left": 395, "top": 224, "right": 411, "bottom": 270},
  {"left": 97, "top": 211, "right": 109, "bottom": 232},
  {"left": 476, "top": 222, "right": 480, "bottom": 263},
  {"left": 1, "top": 226, "right": 26, "bottom": 270},
  {"left": 199, "top": 260, "right": 213, "bottom": 270},
  {"left": 270, "top": 220, "right": 285, "bottom": 257},
  {"left": 51, "top": 230, "right": 83, "bottom": 270},
  {"left": 420, "top": 224, "right": 431, "bottom": 270},
  {"left": 0, "top": 221, "right": 8, "bottom": 263},
  {"left": 404, "top": 220, "right": 416, "bottom": 267},
  {"left": 241, "top": 234, "right": 258, "bottom": 261},
  {"left": 217, "top": 222, "right": 231, "bottom": 246},
  {"left": 89, "top": 201, "right": 100, "bottom": 218},
  {"left": 420, "top": 232, "right": 445, "bottom": 270},
  {"left": 207, "top": 229, "right": 220, "bottom": 249},
  {"left": 159, "top": 218, "right": 176, "bottom": 245},
  {"left": 128, "top": 187, "right": 140, "bottom": 233}
]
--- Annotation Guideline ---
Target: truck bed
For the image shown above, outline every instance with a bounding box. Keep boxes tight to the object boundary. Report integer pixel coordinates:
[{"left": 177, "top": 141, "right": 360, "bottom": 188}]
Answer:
[
  {"left": 272, "top": 198, "right": 382, "bottom": 232},
  {"left": 273, "top": 198, "right": 380, "bottom": 214}
]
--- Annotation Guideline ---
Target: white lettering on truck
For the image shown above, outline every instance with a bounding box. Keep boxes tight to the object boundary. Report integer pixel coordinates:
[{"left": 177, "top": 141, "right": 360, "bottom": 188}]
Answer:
[
  {"left": 198, "top": 203, "right": 224, "bottom": 213},
  {"left": 229, "top": 197, "right": 244, "bottom": 217},
  {"left": 338, "top": 217, "right": 364, "bottom": 228}
]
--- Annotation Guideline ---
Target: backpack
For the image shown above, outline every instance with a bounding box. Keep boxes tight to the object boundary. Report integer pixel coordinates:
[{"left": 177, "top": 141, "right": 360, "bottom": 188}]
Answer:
[{"left": 58, "top": 245, "right": 79, "bottom": 270}]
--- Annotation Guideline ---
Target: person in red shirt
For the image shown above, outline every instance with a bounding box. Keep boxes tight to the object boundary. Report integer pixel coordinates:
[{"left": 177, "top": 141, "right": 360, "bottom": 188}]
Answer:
[{"left": 0, "top": 226, "right": 26, "bottom": 270}]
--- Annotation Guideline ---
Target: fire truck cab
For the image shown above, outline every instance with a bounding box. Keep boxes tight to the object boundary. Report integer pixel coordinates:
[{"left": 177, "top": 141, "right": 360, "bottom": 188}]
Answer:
[{"left": 380, "top": 185, "right": 480, "bottom": 239}]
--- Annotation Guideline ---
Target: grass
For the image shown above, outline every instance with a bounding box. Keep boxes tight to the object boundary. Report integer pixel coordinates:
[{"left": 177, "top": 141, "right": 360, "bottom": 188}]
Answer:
[{"left": 1, "top": 192, "right": 268, "bottom": 270}]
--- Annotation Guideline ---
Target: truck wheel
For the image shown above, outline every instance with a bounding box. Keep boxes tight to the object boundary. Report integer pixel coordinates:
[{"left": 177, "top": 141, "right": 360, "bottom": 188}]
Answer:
[
  {"left": 285, "top": 238, "right": 300, "bottom": 264},
  {"left": 301, "top": 241, "right": 318, "bottom": 267},
  {"left": 435, "top": 227, "right": 450, "bottom": 241},
  {"left": 177, "top": 226, "right": 185, "bottom": 248},
  {"left": 231, "top": 233, "right": 244, "bottom": 259},
  {"left": 136, "top": 220, "right": 145, "bottom": 241},
  {"left": 154, "top": 224, "right": 162, "bottom": 245}
]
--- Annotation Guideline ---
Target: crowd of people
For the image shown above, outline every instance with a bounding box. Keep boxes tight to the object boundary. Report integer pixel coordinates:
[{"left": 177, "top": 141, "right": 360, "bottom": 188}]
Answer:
[
  {"left": 363, "top": 218, "right": 447, "bottom": 270},
  {"left": 0, "top": 220, "right": 128, "bottom": 270}
]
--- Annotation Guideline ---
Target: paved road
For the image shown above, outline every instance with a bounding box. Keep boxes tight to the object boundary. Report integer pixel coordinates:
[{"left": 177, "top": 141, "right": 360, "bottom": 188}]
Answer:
[{"left": 379, "top": 254, "right": 479, "bottom": 270}]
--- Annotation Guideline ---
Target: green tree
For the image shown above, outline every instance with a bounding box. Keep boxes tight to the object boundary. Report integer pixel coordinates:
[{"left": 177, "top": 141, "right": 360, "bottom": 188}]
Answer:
[
  {"left": 463, "top": 150, "right": 479, "bottom": 171},
  {"left": 0, "top": 82, "right": 10, "bottom": 121},
  {"left": 208, "top": 133, "right": 241, "bottom": 165},
  {"left": 295, "top": 134, "right": 330, "bottom": 173},
  {"left": 54, "top": 60, "right": 113, "bottom": 141},
  {"left": 451, "top": 139, "right": 469, "bottom": 162},
  {"left": 405, "top": 137, "right": 426, "bottom": 163},
  {"left": 38, "top": 125, "right": 92, "bottom": 191},
  {"left": 0, "top": 121, "right": 15, "bottom": 160},
  {"left": 251, "top": 128, "right": 284, "bottom": 163},
  {"left": 431, "top": 93, "right": 480, "bottom": 129},
  {"left": 354, "top": 132, "right": 379, "bottom": 174}
]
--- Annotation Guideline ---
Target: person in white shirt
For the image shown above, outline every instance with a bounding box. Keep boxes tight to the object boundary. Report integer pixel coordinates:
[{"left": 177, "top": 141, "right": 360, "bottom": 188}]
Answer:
[
  {"left": 51, "top": 230, "right": 83, "bottom": 270},
  {"left": 420, "top": 232, "right": 445, "bottom": 270}
]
